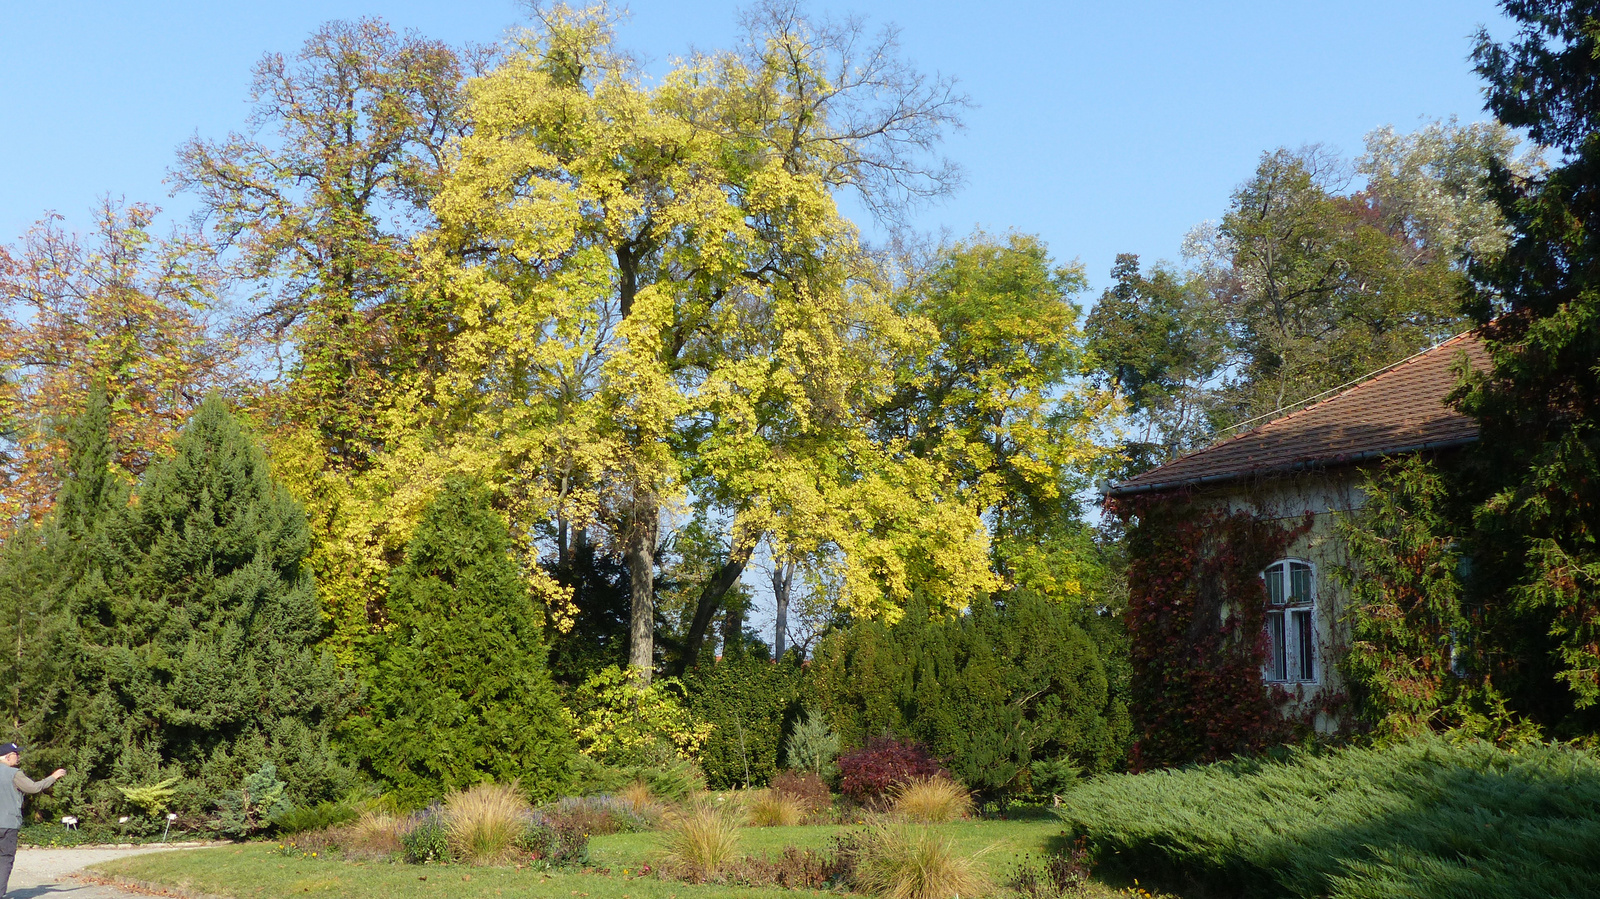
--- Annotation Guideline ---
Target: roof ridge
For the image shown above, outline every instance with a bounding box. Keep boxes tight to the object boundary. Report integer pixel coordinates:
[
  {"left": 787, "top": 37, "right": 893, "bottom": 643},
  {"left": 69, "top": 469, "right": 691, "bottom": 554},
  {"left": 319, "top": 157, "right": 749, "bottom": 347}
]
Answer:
[{"left": 1108, "top": 330, "right": 1483, "bottom": 494}]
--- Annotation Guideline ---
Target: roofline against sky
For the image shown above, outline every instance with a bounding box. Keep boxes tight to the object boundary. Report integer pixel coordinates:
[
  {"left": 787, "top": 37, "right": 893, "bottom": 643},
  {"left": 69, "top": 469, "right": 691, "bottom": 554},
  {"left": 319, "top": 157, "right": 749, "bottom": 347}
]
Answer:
[{"left": 1103, "top": 435, "right": 1479, "bottom": 498}]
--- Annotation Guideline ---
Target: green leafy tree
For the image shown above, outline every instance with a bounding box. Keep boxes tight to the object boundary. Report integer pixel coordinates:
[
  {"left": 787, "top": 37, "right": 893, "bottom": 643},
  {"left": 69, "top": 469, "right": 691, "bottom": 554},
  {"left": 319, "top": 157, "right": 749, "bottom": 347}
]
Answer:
[
  {"left": 351, "top": 478, "right": 576, "bottom": 805},
  {"left": 1087, "top": 253, "right": 1227, "bottom": 475},
  {"left": 1457, "top": 1, "right": 1600, "bottom": 726}
]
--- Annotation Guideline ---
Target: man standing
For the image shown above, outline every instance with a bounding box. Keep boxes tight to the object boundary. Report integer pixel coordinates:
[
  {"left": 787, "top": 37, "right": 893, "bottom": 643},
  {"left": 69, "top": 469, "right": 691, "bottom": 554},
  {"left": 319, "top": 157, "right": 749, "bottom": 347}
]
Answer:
[{"left": 1, "top": 742, "right": 65, "bottom": 897}]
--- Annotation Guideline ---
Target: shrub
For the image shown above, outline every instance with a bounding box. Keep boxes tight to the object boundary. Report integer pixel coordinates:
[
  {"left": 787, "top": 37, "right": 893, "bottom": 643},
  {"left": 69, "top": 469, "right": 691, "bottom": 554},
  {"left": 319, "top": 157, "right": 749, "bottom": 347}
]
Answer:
[
  {"left": 811, "top": 591, "right": 1130, "bottom": 799},
  {"left": 215, "top": 762, "right": 293, "bottom": 837},
  {"left": 783, "top": 709, "right": 840, "bottom": 779},
  {"left": 444, "top": 783, "right": 529, "bottom": 865},
  {"left": 891, "top": 777, "right": 973, "bottom": 824},
  {"left": 848, "top": 822, "right": 991, "bottom": 899},
  {"left": 573, "top": 665, "right": 711, "bottom": 767},
  {"left": 838, "top": 737, "right": 946, "bottom": 806},
  {"left": 272, "top": 800, "right": 359, "bottom": 835},
  {"left": 770, "top": 770, "right": 831, "bottom": 812},
  {"left": 658, "top": 804, "right": 743, "bottom": 881},
  {"left": 748, "top": 790, "right": 806, "bottom": 827},
  {"left": 520, "top": 818, "right": 590, "bottom": 868},
  {"left": 401, "top": 813, "right": 451, "bottom": 865},
  {"left": 1059, "top": 735, "right": 1600, "bottom": 898},
  {"left": 567, "top": 755, "right": 706, "bottom": 801},
  {"left": 1006, "top": 842, "right": 1091, "bottom": 898},
  {"left": 685, "top": 652, "right": 804, "bottom": 788}
]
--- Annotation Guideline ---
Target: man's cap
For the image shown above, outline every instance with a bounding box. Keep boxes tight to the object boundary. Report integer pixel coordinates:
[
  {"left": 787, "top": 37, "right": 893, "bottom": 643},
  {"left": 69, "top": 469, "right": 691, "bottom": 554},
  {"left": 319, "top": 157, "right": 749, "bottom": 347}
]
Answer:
[{"left": 0, "top": 742, "right": 19, "bottom": 756}]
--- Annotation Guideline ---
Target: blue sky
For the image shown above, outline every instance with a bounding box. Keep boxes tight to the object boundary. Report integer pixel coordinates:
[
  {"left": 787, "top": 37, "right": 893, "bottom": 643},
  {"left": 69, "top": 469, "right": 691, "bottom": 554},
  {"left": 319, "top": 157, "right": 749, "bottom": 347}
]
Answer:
[{"left": 3, "top": 0, "right": 1513, "bottom": 296}]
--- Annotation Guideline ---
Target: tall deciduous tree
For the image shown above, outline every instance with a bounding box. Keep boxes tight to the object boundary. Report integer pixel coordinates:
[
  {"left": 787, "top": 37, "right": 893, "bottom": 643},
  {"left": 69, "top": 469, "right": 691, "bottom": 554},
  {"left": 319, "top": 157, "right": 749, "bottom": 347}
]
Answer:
[
  {"left": 1087, "top": 253, "right": 1227, "bottom": 475},
  {"left": 423, "top": 2, "right": 974, "bottom": 680},
  {"left": 0, "top": 200, "right": 227, "bottom": 527}
]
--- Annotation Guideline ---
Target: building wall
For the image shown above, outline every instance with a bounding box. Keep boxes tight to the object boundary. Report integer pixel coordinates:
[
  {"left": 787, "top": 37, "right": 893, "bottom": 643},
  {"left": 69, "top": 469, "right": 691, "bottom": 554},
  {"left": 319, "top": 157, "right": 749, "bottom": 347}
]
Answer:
[{"left": 1186, "top": 467, "right": 1370, "bottom": 733}]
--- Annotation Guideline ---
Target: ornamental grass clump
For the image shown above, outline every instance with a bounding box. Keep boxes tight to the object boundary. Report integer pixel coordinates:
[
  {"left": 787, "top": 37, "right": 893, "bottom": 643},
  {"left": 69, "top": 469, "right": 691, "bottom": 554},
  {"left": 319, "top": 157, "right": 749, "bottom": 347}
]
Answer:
[
  {"left": 850, "top": 822, "right": 992, "bottom": 899},
  {"left": 748, "top": 789, "right": 807, "bottom": 827},
  {"left": 658, "top": 804, "right": 744, "bottom": 881},
  {"left": 444, "top": 783, "right": 529, "bottom": 865},
  {"left": 892, "top": 776, "right": 973, "bottom": 824}
]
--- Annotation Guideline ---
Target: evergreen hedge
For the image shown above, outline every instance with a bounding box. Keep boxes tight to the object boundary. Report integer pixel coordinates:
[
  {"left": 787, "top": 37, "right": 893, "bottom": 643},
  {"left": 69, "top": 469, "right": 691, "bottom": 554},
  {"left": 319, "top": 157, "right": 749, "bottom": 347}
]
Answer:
[
  {"left": 811, "top": 590, "right": 1130, "bottom": 798},
  {"left": 684, "top": 651, "right": 803, "bottom": 789},
  {"left": 1058, "top": 735, "right": 1600, "bottom": 898}
]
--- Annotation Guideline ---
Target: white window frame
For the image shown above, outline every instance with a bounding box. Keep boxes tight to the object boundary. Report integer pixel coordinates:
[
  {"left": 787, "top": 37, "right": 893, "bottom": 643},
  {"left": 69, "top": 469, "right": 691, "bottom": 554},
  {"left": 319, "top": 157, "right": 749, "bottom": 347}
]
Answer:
[{"left": 1261, "top": 558, "right": 1318, "bottom": 685}]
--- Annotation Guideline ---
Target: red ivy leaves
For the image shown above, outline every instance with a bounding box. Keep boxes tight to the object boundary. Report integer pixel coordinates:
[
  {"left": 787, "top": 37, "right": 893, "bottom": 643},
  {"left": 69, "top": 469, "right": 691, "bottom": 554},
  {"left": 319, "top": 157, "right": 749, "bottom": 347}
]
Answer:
[{"left": 1110, "top": 491, "right": 1313, "bottom": 769}]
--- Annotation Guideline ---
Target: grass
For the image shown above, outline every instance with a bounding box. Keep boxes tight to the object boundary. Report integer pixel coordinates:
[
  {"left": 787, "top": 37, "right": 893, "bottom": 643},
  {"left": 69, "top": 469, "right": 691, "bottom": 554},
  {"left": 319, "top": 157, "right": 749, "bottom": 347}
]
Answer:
[
  {"left": 445, "top": 782, "right": 531, "bottom": 865},
  {"left": 91, "top": 843, "right": 831, "bottom": 899},
  {"left": 891, "top": 777, "right": 974, "bottom": 824},
  {"left": 94, "top": 819, "right": 1161, "bottom": 899},
  {"left": 591, "top": 817, "right": 1067, "bottom": 876},
  {"left": 851, "top": 821, "right": 991, "bottom": 899},
  {"left": 1058, "top": 734, "right": 1600, "bottom": 899},
  {"left": 658, "top": 804, "right": 744, "bottom": 880},
  {"left": 748, "top": 789, "right": 808, "bottom": 827}
]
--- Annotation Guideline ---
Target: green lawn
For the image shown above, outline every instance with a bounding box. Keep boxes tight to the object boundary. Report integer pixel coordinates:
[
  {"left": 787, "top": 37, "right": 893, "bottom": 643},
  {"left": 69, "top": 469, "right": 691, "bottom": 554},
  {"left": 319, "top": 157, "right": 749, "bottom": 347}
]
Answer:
[{"left": 89, "top": 818, "right": 1129, "bottom": 899}]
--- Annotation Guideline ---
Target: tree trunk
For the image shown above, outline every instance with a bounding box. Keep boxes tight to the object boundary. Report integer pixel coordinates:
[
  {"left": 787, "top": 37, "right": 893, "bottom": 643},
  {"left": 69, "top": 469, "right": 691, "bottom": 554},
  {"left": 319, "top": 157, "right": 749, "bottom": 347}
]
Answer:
[
  {"left": 772, "top": 559, "right": 794, "bottom": 660},
  {"left": 626, "top": 507, "right": 657, "bottom": 682},
  {"left": 676, "top": 539, "right": 756, "bottom": 674}
]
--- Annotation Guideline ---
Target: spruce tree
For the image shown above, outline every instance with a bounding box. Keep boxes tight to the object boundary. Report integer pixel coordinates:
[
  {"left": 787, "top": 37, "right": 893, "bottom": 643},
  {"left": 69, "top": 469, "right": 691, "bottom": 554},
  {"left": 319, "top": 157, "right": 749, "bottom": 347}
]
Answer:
[
  {"left": 58, "top": 394, "right": 355, "bottom": 815},
  {"left": 353, "top": 478, "right": 576, "bottom": 805},
  {"left": 1463, "top": 3, "right": 1600, "bottom": 728}
]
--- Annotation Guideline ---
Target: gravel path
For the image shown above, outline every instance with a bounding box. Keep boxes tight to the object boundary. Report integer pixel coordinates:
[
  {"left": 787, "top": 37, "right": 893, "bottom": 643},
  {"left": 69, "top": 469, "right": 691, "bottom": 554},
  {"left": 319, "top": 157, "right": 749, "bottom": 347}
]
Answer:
[{"left": 6, "top": 845, "right": 204, "bottom": 899}]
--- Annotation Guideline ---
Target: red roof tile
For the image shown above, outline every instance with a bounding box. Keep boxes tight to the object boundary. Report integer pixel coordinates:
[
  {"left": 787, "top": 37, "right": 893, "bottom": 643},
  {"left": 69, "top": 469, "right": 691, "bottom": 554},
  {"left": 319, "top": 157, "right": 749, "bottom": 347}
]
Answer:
[{"left": 1108, "top": 332, "right": 1489, "bottom": 495}]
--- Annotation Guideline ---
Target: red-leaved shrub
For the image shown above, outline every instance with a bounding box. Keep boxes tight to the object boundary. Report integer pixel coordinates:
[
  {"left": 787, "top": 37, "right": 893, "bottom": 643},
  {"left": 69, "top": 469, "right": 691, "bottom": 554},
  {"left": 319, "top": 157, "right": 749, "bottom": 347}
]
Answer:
[{"left": 836, "top": 736, "right": 946, "bottom": 806}]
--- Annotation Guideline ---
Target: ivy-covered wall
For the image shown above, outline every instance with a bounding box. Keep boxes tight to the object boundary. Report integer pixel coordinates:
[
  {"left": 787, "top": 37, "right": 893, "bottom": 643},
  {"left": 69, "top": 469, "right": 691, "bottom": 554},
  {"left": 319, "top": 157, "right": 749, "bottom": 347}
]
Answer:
[{"left": 1111, "top": 470, "right": 1364, "bottom": 767}]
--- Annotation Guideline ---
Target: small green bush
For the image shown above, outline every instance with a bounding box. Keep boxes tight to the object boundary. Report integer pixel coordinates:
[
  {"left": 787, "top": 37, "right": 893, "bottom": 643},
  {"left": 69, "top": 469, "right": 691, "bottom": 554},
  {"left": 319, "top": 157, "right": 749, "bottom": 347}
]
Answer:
[
  {"left": 1058, "top": 734, "right": 1600, "bottom": 898},
  {"left": 271, "top": 800, "right": 359, "bottom": 835},
  {"left": 401, "top": 814, "right": 452, "bottom": 865},
  {"left": 784, "top": 709, "right": 840, "bottom": 779},
  {"left": 567, "top": 755, "right": 705, "bottom": 801}
]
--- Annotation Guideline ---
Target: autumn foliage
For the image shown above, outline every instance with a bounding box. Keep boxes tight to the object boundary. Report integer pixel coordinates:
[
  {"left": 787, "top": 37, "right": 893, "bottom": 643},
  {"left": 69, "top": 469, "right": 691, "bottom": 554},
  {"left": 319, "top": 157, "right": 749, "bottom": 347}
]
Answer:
[{"left": 1113, "top": 492, "right": 1312, "bottom": 768}]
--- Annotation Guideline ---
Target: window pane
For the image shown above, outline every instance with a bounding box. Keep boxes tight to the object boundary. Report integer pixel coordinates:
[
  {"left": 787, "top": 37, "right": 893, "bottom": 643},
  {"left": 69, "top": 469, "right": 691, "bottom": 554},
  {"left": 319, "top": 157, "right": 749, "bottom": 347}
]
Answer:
[
  {"left": 1267, "top": 612, "right": 1286, "bottom": 681},
  {"left": 1266, "top": 563, "right": 1286, "bottom": 605},
  {"left": 1290, "top": 562, "right": 1312, "bottom": 605},
  {"left": 1293, "top": 610, "right": 1314, "bottom": 681}
]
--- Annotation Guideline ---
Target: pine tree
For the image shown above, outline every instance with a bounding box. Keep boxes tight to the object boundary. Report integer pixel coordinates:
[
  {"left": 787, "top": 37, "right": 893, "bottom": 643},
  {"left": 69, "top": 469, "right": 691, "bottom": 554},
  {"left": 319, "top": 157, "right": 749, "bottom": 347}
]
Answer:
[
  {"left": 352, "top": 478, "right": 576, "bottom": 805},
  {"left": 1462, "top": 3, "right": 1600, "bottom": 727},
  {"left": 54, "top": 394, "right": 356, "bottom": 815}
]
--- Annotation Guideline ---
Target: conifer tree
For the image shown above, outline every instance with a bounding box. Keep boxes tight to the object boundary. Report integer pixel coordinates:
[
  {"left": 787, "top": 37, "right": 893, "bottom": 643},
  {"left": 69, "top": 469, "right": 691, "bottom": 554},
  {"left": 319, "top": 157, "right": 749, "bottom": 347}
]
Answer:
[
  {"left": 352, "top": 478, "right": 576, "bottom": 804},
  {"left": 1, "top": 386, "right": 119, "bottom": 759},
  {"left": 54, "top": 394, "right": 355, "bottom": 814},
  {"left": 1462, "top": 2, "right": 1600, "bottom": 726}
]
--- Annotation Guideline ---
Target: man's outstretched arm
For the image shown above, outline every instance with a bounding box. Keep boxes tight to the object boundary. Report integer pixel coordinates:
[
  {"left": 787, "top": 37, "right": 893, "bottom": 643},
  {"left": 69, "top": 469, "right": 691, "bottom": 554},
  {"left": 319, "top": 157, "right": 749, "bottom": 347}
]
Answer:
[{"left": 12, "top": 769, "right": 64, "bottom": 794}]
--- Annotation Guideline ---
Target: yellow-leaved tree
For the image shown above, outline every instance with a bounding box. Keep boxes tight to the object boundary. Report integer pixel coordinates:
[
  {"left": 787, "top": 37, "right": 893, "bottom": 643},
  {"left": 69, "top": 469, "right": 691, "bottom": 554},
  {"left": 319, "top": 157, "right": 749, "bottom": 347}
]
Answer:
[{"left": 419, "top": 2, "right": 1010, "bottom": 679}]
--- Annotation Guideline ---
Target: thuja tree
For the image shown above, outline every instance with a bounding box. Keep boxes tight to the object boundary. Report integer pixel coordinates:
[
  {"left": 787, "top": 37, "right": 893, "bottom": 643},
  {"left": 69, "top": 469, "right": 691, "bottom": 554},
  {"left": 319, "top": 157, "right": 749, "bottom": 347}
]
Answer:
[
  {"left": 349, "top": 478, "right": 576, "bottom": 805},
  {"left": 1461, "top": 2, "right": 1600, "bottom": 730},
  {"left": 53, "top": 394, "right": 357, "bottom": 817},
  {"left": 684, "top": 650, "right": 803, "bottom": 789},
  {"left": 1111, "top": 493, "right": 1310, "bottom": 768}
]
